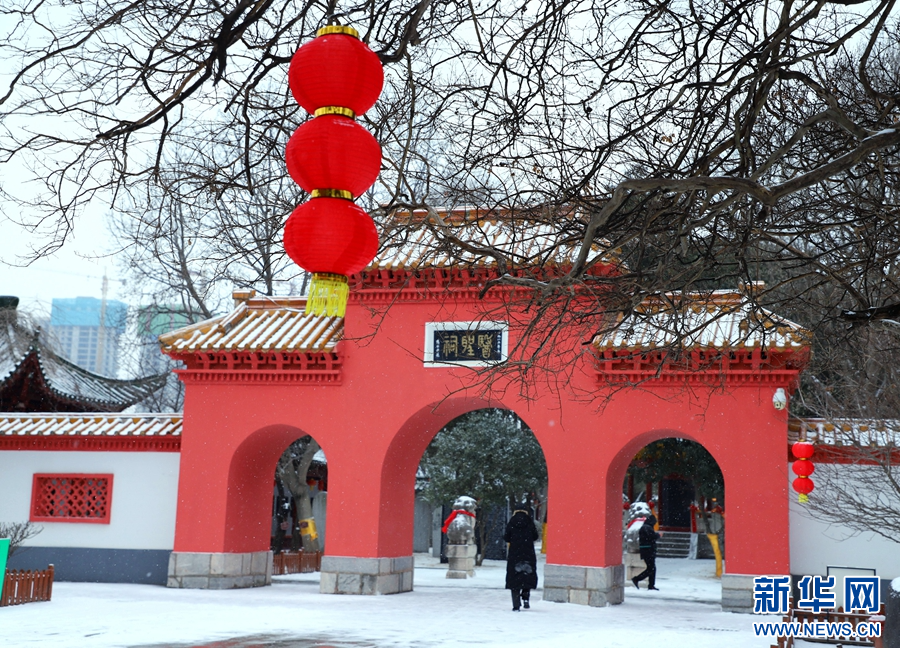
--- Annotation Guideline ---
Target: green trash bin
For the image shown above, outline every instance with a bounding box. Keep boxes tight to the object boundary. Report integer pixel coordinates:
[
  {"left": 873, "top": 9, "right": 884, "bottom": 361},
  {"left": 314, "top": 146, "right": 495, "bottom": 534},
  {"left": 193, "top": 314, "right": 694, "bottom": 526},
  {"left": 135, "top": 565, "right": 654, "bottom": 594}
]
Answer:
[{"left": 0, "top": 538, "right": 9, "bottom": 602}]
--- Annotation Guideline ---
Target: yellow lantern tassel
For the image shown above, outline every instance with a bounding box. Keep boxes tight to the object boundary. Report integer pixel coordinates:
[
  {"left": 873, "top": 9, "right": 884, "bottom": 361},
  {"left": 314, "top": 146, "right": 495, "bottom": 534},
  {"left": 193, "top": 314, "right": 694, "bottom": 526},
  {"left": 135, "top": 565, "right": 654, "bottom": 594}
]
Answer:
[
  {"left": 798, "top": 493, "right": 809, "bottom": 504},
  {"left": 305, "top": 273, "right": 349, "bottom": 316}
]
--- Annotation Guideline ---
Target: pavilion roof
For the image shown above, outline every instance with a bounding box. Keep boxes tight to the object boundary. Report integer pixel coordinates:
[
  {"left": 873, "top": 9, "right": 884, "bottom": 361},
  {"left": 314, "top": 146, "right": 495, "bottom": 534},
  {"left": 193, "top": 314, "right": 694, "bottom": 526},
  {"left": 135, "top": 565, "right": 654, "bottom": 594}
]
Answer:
[
  {"left": 158, "top": 295, "right": 342, "bottom": 355},
  {"left": 371, "top": 209, "right": 613, "bottom": 272},
  {"left": 1, "top": 304, "right": 167, "bottom": 412},
  {"left": 593, "top": 288, "right": 811, "bottom": 352}
]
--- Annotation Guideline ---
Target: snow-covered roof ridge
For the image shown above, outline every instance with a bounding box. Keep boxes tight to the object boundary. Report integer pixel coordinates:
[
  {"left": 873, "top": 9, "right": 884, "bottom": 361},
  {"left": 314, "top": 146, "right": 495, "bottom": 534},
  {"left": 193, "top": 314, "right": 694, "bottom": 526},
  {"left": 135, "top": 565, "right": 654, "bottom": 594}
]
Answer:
[
  {"left": 372, "top": 209, "right": 616, "bottom": 272},
  {"left": 593, "top": 287, "right": 811, "bottom": 351},
  {"left": 789, "top": 417, "right": 900, "bottom": 448},
  {"left": 0, "top": 412, "right": 182, "bottom": 437},
  {"left": 159, "top": 293, "right": 343, "bottom": 354}
]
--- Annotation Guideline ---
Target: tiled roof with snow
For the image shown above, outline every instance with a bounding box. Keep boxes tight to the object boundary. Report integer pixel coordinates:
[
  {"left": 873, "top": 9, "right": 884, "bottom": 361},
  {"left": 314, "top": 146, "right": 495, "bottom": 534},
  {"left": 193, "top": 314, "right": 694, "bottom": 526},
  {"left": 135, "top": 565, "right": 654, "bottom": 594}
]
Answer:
[
  {"left": 371, "top": 211, "right": 612, "bottom": 271},
  {"left": 1, "top": 308, "right": 167, "bottom": 411},
  {"left": 593, "top": 288, "right": 811, "bottom": 351},
  {"left": 159, "top": 296, "right": 342, "bottom": 354},
  {"left": 0, "top": 412, "right": 181, "bottom": 438}
]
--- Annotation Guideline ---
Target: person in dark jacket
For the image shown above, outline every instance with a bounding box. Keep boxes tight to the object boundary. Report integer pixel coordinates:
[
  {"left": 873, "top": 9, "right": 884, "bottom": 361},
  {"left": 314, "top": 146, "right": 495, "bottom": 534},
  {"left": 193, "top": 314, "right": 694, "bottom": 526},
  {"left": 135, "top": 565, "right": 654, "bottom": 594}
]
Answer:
[
  {"left": 632, "top": 514, "right": 661, "bottom": 590},
  {"left": 504, "top": 506, "right": 539, "bottom": 611}
]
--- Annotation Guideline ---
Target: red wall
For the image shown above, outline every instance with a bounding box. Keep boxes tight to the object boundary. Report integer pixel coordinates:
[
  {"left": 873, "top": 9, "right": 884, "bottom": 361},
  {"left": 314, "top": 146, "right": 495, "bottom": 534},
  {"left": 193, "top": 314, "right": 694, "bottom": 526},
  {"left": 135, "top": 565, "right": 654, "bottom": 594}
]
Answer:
[{"left": 173, "top": 292, "right": 796, "bottom": 577}]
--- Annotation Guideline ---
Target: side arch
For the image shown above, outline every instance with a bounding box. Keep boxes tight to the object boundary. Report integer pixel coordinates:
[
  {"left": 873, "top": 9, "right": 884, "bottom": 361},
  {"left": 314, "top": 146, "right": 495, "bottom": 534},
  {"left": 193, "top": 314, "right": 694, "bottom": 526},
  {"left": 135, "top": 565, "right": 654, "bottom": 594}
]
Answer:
[{"left": 224, "top": 424, "right": 326, "bottom": 554}]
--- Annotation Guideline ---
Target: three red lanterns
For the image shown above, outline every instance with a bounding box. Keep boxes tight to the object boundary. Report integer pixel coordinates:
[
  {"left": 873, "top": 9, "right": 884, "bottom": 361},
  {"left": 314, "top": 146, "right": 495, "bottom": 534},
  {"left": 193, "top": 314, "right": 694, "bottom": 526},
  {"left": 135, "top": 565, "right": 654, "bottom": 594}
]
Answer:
[
  {"left": 791, "top": 440, "right": 815, "bottom": 503},
  {"left": 283, "top": 25, "right": 383, "bottom": 316}
]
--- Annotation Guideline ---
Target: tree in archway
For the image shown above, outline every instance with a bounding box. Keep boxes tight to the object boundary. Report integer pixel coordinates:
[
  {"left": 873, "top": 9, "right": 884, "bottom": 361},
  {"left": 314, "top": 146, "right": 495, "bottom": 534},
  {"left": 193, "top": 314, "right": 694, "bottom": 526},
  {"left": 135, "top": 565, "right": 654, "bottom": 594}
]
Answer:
[
  {"left": 628, "top": 438, "right": 724, "bottom": 533},
  {"left": 419, "top": 409, "right": 546, "bottom": 565},
  {"left": 275, "top": 436, "right": 321, "bottom": 553},
  {"left": 628, "top": 438, "right": 724, "bottom": 504}
]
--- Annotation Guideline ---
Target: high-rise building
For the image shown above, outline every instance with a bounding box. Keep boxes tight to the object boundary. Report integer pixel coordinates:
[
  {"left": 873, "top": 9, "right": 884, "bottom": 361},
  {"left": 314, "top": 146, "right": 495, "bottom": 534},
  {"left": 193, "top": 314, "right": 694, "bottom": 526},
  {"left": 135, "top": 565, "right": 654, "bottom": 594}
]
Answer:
[
  {"left": 50, "top": 296, "right": 128, "bottom": 377},
  {"left": 134, "top": 305, "right": 194, "bottom": 412}
]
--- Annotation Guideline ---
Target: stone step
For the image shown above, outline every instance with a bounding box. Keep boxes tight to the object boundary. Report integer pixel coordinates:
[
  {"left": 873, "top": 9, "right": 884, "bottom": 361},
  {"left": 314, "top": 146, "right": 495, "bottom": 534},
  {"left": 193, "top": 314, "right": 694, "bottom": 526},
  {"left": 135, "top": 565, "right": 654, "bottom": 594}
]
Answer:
[{"left": 657, "top": 531, "right": 693, "bottom": 558}]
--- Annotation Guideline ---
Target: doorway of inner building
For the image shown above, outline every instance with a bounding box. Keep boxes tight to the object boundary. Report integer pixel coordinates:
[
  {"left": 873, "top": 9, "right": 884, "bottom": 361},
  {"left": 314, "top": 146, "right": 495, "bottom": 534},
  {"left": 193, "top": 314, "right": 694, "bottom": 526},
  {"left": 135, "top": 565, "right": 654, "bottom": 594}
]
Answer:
[{"left": 623, "top": 437, "right": 725, "bottom": 579}]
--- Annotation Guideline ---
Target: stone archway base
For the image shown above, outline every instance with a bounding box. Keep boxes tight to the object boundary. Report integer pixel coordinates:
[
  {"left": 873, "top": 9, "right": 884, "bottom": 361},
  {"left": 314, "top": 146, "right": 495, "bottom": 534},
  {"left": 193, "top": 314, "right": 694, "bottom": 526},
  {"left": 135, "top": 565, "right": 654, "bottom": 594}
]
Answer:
[
  {"left": 319, "top": 555, "right": 414, "bottom": 595},
  {"left": 722, "top": 573, "right": 762, "bottom": 613},
  {"left": 166, "top": 551, "right": 273, "bottom": 589},
  {"left": 543, "top": 564, "right": 625, "bottom": 606}
]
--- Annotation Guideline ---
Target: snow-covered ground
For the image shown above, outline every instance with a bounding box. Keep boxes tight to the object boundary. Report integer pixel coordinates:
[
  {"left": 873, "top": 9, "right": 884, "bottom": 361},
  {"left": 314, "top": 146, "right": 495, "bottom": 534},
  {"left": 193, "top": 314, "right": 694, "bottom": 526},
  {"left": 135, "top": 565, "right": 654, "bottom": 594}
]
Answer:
[{"left": 2, "top": 555, "right": 775, "bottom": 648}]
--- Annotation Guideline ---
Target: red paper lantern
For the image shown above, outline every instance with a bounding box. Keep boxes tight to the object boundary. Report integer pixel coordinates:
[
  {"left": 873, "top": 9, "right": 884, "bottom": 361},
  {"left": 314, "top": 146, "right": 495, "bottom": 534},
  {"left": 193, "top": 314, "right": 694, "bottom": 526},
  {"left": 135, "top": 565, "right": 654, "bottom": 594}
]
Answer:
[
  {"left": 283, "top": 198, "right": 379, "bottom": 276},
  {"left": 791, "top": 441, "right": 815, "bottom": 503},
  {"left": 285, "top": 115, "right": 381, "bottom": 197},
  {"left": 283, "top": 25, "right": 384, "bottom": 317},
  {"left": 792, "top": 459, "right": 815, "bottom": 478},
  {"left": 792, "top": 441, "right": 814, "bottom": 460},
  {"left": 289, "top": 27, "right": 384, "bottom": 116},
  {"left": 792, "top": 477, "right": 814, "bottom": 495}
]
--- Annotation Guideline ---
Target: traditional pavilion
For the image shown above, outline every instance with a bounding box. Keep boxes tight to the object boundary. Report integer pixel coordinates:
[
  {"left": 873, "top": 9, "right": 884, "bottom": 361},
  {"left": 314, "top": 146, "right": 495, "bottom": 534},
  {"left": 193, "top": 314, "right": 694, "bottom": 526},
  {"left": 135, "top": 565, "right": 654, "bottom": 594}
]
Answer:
[{"left": 0, "top": 296, "right": 165, "bottom": 413}]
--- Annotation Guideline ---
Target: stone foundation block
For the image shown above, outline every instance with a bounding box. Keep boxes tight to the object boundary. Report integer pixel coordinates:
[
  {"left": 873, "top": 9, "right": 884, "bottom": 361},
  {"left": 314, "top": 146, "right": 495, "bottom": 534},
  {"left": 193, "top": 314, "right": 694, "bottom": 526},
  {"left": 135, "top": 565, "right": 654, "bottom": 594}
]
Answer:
[
  {"left": 446, "top": 543, "right": 476, "bottom": 578},
  {"left": 722, "top": 573, "right": 763, "bottom": 613},
  {"left": 623, "top": 552, "right": 646, "bottom": 581},
  {"left": 167, "top": 551, "right": 273, "bottom": 589},
  {"left": 544, "top": 564, "right": 624, "bottom": 607},
  {"left": 320, "top": 555, "right": 414, "bottom": 595}
]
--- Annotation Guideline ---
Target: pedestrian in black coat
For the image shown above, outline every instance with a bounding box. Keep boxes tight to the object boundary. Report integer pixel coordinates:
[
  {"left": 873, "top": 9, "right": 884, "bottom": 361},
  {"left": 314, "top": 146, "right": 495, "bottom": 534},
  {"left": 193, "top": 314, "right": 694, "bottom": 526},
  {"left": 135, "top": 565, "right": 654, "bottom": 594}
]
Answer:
[
  {"left": 504, "top": 506, "right": 539, "bottom": 611},
  {"left": 632, "top": 514, "right": 661, "bottom": 590}
]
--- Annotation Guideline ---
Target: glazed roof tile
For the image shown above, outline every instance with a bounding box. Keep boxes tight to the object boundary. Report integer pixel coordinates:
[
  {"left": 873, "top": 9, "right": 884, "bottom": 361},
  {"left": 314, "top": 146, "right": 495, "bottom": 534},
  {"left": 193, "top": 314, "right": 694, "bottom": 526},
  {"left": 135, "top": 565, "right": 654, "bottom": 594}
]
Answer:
[
  {"left": 159, "top": 297, "right": 342, "bottom": 354},
  {"left": 0, "top": 413, "right": 181, "bottom": 437},
  {"left": 593, "top": 289, "right": 811, "bottom": 351}
]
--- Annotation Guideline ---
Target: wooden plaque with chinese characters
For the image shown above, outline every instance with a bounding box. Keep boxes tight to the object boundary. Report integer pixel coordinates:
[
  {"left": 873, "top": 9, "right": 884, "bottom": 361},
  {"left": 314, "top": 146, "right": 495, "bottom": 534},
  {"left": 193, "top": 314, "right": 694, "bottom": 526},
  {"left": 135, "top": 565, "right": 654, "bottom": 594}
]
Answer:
[{"left": 433, "top": 329, "right": 503, "bottom": 362}]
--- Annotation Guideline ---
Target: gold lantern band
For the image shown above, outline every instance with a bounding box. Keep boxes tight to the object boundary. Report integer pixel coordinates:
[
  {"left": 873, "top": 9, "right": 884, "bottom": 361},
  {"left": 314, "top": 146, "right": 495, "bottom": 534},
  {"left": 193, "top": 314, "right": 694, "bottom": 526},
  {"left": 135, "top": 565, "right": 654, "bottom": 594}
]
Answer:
[
  {"left": 314, "top": 106, "right": 356, "bottom": 119},
  {"left": 311, "top": 188, "right": 353, "bottom": 200},
  {"left": 306, "top": 273, "right": 350, "bottom": 317},
  {"left": 317, "top": 25, "right": 359, "bottom": 39}
]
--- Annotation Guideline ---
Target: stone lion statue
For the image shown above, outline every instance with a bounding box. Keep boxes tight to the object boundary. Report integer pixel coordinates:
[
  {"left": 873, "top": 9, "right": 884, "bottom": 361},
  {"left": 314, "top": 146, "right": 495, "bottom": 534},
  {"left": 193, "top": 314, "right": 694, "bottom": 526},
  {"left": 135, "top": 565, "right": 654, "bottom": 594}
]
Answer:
[
  {"left": 623, "top": 501, "right": 652, "bottom": 554},
  {"left": 446, "top": 495, "right": 477, "bottom": 545}
]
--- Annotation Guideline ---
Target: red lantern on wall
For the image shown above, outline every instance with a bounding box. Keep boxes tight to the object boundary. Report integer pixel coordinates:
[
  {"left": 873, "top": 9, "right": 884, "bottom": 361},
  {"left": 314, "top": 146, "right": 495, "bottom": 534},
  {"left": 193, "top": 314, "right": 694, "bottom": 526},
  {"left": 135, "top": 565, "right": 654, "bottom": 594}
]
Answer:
[
  {"left": 791, "top": 441, "right": 815, "bottom": 503},
  {"left": 283, "top": 24, "right": 383, "bottom": 317}
]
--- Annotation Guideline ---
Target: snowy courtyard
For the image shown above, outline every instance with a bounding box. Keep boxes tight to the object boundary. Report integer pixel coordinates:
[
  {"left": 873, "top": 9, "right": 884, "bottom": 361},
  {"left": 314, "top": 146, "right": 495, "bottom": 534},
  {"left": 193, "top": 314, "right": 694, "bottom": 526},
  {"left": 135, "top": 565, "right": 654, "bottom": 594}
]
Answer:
[{"left": 2, "top": 555, "right": 777, "bottom": 648}]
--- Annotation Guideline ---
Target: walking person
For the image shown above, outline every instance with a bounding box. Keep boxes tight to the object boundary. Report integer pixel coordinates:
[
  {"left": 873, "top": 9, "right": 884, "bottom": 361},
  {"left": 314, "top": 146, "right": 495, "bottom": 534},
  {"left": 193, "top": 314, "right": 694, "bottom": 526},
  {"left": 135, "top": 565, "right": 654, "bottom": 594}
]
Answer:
[
  {"left": 504, "top": 505, "right": 539, "bottom": 611},
  {"left": 632, "top": 514, "right": 661, "bottom": 590}
]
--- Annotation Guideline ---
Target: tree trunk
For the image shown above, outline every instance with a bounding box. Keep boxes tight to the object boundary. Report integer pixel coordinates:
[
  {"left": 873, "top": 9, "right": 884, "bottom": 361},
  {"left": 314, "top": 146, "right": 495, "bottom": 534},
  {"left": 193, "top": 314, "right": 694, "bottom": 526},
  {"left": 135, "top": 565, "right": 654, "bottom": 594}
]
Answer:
[{"left": 276, "top": 438, "right": 321, "bottom": 553}]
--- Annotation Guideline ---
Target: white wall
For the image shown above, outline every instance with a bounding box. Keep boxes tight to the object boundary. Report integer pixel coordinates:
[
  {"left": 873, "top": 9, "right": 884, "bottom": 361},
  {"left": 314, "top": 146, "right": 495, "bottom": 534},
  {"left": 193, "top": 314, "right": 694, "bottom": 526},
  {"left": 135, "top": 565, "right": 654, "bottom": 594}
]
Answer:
[
  {"left": 789, "top": 464, "right": 900, "bottom": 579},
  {"left": 0, "top": 451, "right": 180, "bottom": 550}
]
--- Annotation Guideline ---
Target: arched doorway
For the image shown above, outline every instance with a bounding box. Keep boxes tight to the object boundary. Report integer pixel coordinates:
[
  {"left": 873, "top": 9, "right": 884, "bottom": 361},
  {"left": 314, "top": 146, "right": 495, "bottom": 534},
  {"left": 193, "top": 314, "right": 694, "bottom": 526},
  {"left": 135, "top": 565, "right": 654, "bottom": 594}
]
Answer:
[
  {"left": 168, "top": 423, "right": 325, "bottom": 589},
  {"left": 271, "top": 435, "right": 327, "bottom": 562},
  {"left": 622, "top": 437, "right": 726, "bottom": 587},
  {"left": 417, "top": 408, "right": 547, "bottom": 567}
]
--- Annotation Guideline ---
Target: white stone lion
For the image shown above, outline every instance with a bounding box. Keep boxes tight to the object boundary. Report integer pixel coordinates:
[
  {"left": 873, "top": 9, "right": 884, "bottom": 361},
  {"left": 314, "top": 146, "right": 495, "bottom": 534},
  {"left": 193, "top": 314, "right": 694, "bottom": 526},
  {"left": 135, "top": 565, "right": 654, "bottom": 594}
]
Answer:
[{"left": 447, "top": 495, "right": 477, "bottom": 545}]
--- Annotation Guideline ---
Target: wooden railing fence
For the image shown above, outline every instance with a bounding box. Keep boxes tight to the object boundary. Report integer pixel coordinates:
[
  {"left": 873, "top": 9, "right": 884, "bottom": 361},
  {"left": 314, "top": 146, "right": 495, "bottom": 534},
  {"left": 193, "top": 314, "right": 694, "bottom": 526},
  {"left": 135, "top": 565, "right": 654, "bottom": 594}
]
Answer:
[
  {"left": 771, "top": 602, "right": 886, "bottom": 648},
  {"left": 272, "top": 551, "right": 322, "bottom": 575},
  {"left": 1, "top": 565, "right": 54, "bottom": 607}
]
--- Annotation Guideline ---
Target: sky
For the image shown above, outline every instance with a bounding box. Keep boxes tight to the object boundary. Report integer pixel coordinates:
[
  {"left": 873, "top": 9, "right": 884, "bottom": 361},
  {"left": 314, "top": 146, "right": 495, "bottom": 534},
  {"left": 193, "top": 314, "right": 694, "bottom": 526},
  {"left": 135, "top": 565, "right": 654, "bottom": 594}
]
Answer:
[{"left": 1, "top": 212, "right": 121, "bottom": 319}]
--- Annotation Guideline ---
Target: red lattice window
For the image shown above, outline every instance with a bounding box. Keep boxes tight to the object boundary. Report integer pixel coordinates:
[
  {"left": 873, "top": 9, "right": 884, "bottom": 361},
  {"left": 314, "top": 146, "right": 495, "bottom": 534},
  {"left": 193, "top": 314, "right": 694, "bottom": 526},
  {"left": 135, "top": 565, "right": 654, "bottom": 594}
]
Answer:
[{"left": 30, "top": 474, "right": 113, "bottom": 524}]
